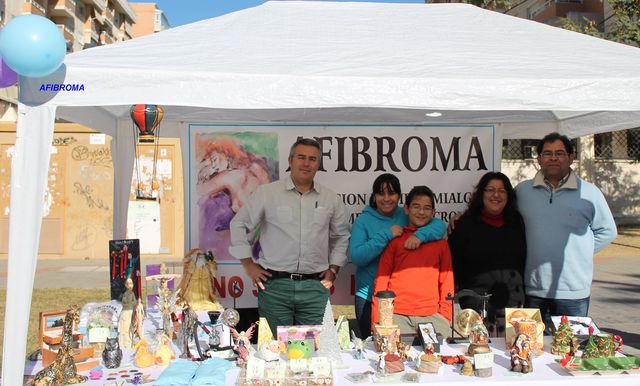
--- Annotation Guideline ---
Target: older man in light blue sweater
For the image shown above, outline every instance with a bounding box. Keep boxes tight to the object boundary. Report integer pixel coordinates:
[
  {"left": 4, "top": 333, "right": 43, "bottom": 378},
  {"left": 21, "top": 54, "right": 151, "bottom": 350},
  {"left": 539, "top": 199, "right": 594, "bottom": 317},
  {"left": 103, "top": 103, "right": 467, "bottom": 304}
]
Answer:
[{"left": 515, "top": 132, "right": 617, "bottom": 331}]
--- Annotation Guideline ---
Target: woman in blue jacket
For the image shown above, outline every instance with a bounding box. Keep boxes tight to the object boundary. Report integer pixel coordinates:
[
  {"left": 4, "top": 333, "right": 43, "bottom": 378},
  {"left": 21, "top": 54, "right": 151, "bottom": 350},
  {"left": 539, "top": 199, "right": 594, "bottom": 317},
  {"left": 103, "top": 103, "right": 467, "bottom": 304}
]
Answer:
[{"left": 349, "top": 173, "right": 446, "bottom": 338}]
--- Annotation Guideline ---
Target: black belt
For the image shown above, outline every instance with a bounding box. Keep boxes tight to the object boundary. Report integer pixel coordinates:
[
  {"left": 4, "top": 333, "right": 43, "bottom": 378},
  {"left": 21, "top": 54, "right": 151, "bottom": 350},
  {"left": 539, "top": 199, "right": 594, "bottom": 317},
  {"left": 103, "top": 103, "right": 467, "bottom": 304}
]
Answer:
[{"left": 267, "top": 269, "right": 322, "bottom": 281}]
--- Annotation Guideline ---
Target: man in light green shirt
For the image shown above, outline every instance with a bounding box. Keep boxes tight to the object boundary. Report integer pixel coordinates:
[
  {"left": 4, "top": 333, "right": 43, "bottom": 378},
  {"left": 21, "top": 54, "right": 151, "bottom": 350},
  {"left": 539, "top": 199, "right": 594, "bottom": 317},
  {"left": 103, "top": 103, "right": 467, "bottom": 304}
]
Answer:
[{"left": 229, "top": 138, "right": 350, "bottom": 331}]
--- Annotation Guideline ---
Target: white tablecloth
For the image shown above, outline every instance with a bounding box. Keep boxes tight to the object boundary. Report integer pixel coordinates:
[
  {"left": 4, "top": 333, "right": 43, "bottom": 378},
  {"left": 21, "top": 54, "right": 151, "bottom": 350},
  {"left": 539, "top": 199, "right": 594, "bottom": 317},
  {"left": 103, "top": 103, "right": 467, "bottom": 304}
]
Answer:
[{"left": 24, "top": 333, "right": 640, "bottom": 385}]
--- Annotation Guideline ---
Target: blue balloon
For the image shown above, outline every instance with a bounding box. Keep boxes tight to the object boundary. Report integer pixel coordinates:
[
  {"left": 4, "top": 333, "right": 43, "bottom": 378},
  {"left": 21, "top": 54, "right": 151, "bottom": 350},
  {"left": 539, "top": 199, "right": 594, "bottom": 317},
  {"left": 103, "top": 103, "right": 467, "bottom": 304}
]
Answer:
[{"left": 0, "top": 14, "right": 66, "bottom": 78}]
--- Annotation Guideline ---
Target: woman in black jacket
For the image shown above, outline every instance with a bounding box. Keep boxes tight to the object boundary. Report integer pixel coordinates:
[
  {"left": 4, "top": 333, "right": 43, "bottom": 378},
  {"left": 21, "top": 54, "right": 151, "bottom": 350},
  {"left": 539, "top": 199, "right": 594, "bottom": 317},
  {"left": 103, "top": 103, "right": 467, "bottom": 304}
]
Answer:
[{"left": 448, "top": 172, "right": 526, "bottom": 336}]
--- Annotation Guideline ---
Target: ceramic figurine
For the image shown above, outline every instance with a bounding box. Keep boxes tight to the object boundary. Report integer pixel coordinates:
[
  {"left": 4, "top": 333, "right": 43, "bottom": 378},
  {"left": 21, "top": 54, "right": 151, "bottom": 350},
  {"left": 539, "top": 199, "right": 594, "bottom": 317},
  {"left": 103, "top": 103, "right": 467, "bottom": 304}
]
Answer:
[
  {"left": 177, "top": 248, "right": 222, "bottom": 311},
  {"left": 102, "top": 337, "right": 123, "bottom": 369},
  {"left": 31, "top": 306, "right": 88, "bottom": 386},
  {"left": 510, "top": 333, "right": 533, "bottom": 373},
  {"left": 382, "top": 354, "right": 404, "bottom": 373},
  {"left": 351, "top": 331, "right": 365, "bottom": 360},
  {"left": 236, "top": 340, "right": 250, "bottom": 367},
  {"left": 118, "top": 278, "right": 136, "bottom": 349},
  {"left": 154, "top": 334, "right": 176, "bottom": 366},
  {"left": 179, "top": 305, "right": 199, "bottom": 359},
  {"left": 287, "top": 339, "right": 313, "bottom": 359},
  {"left": 551, "top": 315, "right": 578, "bottom": 356},
  {"left": 133, "top": 340, "right": 155, "bottom": 368},
  {"left": 258, "top": 340, "right": 282, "bottom": 362},
  {"left": 461, "top": 359, "right": 474, "bottom": 376},
  {"left": 378, "top": 354, "right": 386, "bottom": 376},
  {"left": 232, "top": 323, "right": 256, "bottom": 350},
  {"left": 146, "top": 271, "right": 180, "bottom": 339}
]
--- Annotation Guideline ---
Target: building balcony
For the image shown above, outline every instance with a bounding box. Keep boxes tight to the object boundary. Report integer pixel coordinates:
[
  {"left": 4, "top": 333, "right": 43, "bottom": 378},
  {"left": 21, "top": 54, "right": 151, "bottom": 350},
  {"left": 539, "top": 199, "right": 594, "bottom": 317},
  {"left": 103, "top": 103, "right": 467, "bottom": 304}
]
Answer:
[
  {"left": 120, "top": 21, "right": 132, "bottom": 37},
  {"left": 57, "top": 24, "right": 75, "bottom": 44},
  {"left": 79, "top": 0, "right": 106, "bottom": 13},
  {"left": 527, "top": 0, "right": 603, "bottom": 23},
  {"left": 23, "top": 0, "right": 47, "bottom": 17},
  {"left": 49, "top": 0, "right": 76, "bottom": 19},
  {"left": 101, "top": 29, "right": 114, "bottom": 44},
  {"left": 102, "top": 6, "right": 114, "bottom": 22},
  {"left": 84, "top": 28, "right": 99, "bottom": 43}
]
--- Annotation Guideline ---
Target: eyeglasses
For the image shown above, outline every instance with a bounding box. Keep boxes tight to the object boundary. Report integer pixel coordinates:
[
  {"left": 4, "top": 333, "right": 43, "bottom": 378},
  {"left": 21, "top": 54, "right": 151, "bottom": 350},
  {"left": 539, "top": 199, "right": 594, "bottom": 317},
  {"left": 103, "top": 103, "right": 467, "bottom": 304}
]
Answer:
[
  {"left": 484, "top": 187, "right": 507, "bottom": 195},
  {"left": 409, "top": 204, "right": 433, "bottom": 212},
  {"left": 540, "top": 150, "right": 570, "bottom": 158}
]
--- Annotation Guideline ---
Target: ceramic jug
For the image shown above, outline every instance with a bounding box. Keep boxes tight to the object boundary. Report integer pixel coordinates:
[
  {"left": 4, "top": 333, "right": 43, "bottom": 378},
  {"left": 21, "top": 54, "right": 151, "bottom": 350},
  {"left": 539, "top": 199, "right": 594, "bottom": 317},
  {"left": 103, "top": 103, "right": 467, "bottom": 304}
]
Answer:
[{"left": 595, "top": 333, "right": 623, "bottom": 357}]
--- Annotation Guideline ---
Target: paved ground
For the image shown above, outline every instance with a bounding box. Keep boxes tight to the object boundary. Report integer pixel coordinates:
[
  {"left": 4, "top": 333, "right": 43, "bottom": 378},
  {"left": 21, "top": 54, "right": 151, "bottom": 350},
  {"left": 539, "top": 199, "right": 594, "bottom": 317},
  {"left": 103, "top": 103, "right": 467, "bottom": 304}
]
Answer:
[{"left": 0, "top": 254, "right": 638, "bottom": 356}]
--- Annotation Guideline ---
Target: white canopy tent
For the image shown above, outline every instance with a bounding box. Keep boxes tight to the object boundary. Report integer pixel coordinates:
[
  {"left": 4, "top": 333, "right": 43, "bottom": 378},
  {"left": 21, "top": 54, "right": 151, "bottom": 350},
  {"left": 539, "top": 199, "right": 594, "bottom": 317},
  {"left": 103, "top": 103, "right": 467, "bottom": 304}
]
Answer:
[{"left": 4, "top": 1, "right": 640, "bottom": 383}]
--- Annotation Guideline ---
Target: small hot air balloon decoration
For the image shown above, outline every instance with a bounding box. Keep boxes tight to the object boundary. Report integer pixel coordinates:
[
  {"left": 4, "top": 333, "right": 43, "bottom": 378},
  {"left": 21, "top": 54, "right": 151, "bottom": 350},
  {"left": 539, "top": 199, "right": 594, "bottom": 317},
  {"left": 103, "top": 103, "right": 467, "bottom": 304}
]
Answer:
[
  {"left": 130, "top": 104, "right": 164, "bottom": 200},
  {"left": 130, "top": 104, "right": 164, "bottom": 143}
]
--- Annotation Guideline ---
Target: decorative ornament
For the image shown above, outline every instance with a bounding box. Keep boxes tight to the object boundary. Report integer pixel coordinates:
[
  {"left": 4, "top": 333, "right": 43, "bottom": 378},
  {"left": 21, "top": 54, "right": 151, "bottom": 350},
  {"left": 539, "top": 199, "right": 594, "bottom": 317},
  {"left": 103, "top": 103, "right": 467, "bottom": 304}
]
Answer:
[
  {"left": 0, "top": 55, "right": 18, "bottom": 88},
  {"left": 551, "top": 315, "right": 578, "bottom": 356},
  {"left": 316, "top": 299, "right": 345, "bottom": 368},
  {"left": 130, "top": 104, "right": 164, "bottom": 200},
  {"left": 0, "top": 15, "right": 65, "bottom": 77},
  {"left": 510, "top": 333, "right": 533, "bottom": 373}
]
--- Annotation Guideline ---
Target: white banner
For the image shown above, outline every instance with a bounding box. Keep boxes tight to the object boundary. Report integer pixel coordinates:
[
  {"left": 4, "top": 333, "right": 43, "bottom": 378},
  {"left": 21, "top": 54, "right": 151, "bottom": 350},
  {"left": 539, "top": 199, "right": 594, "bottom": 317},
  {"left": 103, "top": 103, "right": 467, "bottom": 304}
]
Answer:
[{"left": 188, "top": 125, "right": 499, "bottom": 307}]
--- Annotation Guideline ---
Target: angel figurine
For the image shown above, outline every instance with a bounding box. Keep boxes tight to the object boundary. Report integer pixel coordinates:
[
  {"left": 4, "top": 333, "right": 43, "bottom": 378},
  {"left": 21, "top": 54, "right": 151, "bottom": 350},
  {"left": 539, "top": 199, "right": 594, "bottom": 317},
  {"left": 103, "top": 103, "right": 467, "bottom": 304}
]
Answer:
[
  {"left": 232, "top": 323, "right": 256, "bottom": 366},
  {"left": 156, "top": 281, "right": 180, "bottom": 339},
  {"left": 351, "top": 330, "right": 365, "bottom": 360},
  {"left": 177, "top": 248, "right": 222, "bottom": 311}
]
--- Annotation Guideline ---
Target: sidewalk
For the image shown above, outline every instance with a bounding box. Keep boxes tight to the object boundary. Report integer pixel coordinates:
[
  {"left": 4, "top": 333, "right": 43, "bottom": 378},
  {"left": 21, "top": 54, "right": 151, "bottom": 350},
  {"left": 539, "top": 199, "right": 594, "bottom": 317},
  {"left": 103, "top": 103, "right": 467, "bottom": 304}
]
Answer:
[{"left": 0, "top": 254, "right": 638, "bottom": 355}]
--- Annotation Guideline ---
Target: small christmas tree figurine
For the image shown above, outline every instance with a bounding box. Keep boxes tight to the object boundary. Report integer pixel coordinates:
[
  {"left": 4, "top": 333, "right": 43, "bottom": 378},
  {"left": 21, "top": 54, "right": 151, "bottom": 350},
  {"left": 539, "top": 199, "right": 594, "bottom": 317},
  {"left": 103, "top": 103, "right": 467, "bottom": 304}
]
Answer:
[
  {"left": 551, "top": 315, "right": 578, "bottom": 356},
  {"left": 582, "top": 326, "right": 600, "bottom": 359},
  {"left": 317, "top": 299, "right": 345, "bottom": 368}
]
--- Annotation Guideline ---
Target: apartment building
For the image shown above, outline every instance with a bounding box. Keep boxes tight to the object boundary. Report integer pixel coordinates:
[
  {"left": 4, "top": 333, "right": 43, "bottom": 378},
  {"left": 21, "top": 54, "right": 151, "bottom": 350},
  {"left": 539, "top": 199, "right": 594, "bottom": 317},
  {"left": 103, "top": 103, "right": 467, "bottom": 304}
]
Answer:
[
  {"left": 0, "top": 2, "right": 185, "bottom": 260},
  {"left": 130, "top": 2, "right": 169, "bottom": 37}
]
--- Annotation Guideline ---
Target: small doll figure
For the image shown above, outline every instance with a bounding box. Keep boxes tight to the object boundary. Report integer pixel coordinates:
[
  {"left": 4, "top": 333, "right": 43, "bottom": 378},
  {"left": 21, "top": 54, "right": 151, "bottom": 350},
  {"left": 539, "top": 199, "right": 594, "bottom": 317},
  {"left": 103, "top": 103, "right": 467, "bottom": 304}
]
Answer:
[
  {"left": 461, "top": 359, "right": 474, "bottom": 376},
  {"left": 258, "top": 340, "right": 281, "bottom": 362},
  {"left": 378, "top": 354, "right": 386, "bottom": 376},
  {"left": 351, "top": 330, "right": 365, "bottom": 360},
  {"left": 118, "top": 278, "right": 136, "bottom": 349},
  {"left": 510, "top": 333, "right": 533, "bottom": 373},
  {"left": 236, "top": 340, "right": 250, "bottom": 367}
]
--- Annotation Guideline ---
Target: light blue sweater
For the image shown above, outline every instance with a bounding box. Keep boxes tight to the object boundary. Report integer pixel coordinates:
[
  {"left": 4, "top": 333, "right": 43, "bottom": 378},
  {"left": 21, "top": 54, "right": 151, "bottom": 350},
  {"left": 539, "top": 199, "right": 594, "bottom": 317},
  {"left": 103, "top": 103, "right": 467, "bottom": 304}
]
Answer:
[
  {"left": 515, "top": 171, "right": 617, "bottom": 299},
  {"left": 349, "top": 206, "right": 446, "bottom": 301}
]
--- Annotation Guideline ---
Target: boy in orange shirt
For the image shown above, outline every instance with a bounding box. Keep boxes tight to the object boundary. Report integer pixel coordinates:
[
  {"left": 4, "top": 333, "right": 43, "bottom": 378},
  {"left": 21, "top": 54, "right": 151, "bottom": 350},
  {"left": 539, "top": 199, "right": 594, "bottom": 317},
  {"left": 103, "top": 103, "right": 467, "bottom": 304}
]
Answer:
[{"left": 372, "top": 185, "right": 454, "bottom": 336}]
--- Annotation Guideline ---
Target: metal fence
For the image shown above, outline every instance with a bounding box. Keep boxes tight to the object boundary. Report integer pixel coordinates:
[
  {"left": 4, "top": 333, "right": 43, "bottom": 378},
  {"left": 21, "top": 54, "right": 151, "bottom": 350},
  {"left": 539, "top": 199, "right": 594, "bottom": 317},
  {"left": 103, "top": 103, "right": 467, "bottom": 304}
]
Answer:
[
  {"left": 594, "top": 128, "right": 640, "bottom": 160},
  {"left": 502, "top": 138, "right": 579, "bottom": 160},
  {"left": 502, "top": 129, "right": 640, "bottom": 161}
]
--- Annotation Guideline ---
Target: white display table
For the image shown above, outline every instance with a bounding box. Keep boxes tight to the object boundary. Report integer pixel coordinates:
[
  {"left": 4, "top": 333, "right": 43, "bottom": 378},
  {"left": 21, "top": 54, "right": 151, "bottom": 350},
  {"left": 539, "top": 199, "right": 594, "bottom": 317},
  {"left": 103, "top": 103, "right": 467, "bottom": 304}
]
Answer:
[{"left": 24, "top": 310, "right": 640, "bottom": 386}]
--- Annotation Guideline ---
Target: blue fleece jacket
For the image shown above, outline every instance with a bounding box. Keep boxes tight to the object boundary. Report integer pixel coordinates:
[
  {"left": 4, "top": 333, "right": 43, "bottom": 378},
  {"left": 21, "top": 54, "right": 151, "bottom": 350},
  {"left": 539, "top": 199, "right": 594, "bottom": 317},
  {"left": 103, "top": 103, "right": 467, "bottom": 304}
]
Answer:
[
  {"left": 349, "top": 206, "right": 446, "bottom": 301},
  {"left": 515, "top": 171, "right": 617, "bottom": 299}
]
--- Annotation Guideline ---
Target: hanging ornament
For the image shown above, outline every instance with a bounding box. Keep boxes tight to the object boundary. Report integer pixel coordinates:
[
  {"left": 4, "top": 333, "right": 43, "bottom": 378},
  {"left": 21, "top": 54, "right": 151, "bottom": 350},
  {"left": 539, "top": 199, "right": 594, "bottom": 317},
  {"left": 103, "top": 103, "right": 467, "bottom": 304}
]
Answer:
[
  {"left": 130, "top": 104, "right": 164, "bottom": 200},
  {"left": 130, "top": 104, "right": 164, "bottom": 143}
]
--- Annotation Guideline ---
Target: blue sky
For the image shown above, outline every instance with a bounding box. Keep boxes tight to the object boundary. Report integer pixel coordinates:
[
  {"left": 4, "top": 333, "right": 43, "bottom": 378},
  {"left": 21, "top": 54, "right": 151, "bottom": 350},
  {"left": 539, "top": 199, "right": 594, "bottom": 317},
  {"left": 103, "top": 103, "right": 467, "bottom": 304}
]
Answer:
[{"left": 129, "top": 0, "right": 425, "bottom": 27}]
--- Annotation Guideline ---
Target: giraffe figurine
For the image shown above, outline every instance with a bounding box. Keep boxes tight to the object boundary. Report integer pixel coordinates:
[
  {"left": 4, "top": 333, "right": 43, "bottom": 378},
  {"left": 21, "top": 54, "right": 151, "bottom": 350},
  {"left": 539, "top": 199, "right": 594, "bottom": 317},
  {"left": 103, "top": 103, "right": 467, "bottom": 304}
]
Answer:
[{"left": 31, "top": 306, "right": 88, "bottom": 386}]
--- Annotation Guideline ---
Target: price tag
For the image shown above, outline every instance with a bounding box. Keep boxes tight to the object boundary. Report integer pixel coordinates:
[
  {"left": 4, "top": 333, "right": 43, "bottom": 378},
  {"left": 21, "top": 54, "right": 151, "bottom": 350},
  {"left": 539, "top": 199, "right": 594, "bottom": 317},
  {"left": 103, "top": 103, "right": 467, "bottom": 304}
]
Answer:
[
  {"left": 245, "top": 356, "right": 265, "bottom": 379},
  {"left": 474, "top": 352, "right": 494, "bottom": 369},
  {"left": 289, "top": 358, "right": 309, "bottom": 373},
  {"left": 310, "top": 356, "right": 331, "bottom": 376}
]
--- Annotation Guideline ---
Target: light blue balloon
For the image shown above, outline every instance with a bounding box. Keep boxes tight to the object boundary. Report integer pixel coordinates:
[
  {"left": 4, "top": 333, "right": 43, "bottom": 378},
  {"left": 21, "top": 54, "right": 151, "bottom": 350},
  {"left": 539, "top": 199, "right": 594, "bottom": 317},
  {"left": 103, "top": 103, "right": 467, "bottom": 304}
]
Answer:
[{"left": 0, "top": 14, "right": 66, "bottom": 78}]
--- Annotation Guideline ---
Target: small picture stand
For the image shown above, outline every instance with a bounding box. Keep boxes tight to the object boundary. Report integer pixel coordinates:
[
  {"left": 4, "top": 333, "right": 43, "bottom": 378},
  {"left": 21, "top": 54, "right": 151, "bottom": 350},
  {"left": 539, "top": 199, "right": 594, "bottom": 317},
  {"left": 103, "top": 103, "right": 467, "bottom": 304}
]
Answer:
[{"left": 417, "top": 322, "right": 441, "bottom": 353}]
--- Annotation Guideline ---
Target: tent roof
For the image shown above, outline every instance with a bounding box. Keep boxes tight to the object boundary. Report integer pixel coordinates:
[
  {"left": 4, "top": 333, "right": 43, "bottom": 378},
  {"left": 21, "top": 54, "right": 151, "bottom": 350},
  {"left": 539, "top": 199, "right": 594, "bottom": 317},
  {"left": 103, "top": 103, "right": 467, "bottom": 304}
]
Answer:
[{"left": 19, "top": 1, "right": 640, "bottom": 138}]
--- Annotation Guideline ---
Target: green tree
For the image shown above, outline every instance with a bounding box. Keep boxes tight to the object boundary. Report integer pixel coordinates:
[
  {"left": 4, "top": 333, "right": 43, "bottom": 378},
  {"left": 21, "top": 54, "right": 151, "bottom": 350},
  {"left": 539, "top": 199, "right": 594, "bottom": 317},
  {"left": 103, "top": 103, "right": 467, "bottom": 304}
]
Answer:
[{"left": 561, "top": 0, "right": 640, "bottom": 47}]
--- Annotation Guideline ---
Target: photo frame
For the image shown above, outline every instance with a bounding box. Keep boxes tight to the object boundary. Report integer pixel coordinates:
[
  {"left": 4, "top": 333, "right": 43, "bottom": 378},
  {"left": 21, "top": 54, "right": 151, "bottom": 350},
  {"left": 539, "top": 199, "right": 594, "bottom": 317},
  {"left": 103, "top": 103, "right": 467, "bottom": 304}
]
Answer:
[
  {"left": 39, "top": 310, "right": 67, "bottom": 347},
  {"left": 417, "top": 322, "right": 440, "bottom": 352}
]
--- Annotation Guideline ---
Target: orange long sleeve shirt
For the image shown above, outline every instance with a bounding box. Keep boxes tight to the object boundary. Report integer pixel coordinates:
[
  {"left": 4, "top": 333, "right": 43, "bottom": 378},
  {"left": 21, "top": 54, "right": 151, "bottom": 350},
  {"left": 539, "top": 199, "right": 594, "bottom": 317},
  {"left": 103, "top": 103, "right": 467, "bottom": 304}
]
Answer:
[{"left": 372, "top": 227, "right": 454, "bottom": 324}]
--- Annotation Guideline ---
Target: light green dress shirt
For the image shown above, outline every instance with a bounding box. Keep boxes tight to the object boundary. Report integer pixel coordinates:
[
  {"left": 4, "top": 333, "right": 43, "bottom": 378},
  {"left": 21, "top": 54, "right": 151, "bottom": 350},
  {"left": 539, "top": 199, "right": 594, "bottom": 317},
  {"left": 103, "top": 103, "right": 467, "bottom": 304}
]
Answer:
[{"left": 229, "top": 176, "right": 350, "bottom": 273}]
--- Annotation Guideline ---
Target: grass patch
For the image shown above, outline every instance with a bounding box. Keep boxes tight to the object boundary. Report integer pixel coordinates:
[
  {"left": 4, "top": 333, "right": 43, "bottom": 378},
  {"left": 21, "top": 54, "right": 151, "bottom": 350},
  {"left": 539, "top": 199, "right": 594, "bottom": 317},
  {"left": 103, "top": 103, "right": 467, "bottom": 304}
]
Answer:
[{"left": 0, "top": 288, "right": 111, "bottom": 370}]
